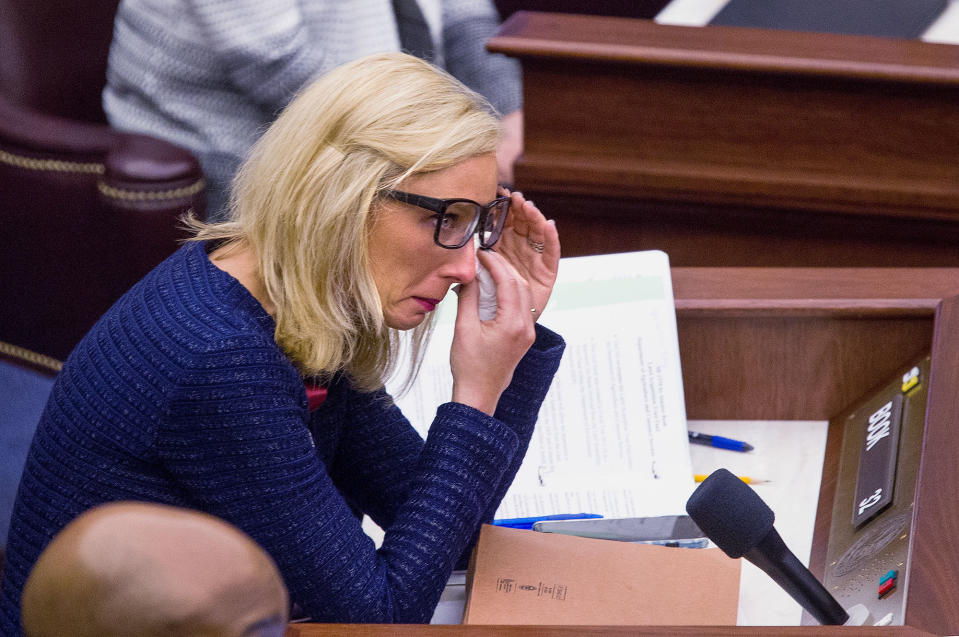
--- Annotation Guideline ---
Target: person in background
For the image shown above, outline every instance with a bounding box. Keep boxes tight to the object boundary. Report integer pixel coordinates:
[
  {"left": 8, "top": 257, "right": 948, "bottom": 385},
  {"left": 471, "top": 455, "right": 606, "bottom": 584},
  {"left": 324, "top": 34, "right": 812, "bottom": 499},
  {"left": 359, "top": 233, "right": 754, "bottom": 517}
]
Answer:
[
  {"left": 21, "top": 502, "right": 289, "bottom": 637},
  {"left": 103, "top": 0, "right": 523, "bottom": 219},
  {"left": 1, "top": 52, "right": 562, "bottom": 633}
]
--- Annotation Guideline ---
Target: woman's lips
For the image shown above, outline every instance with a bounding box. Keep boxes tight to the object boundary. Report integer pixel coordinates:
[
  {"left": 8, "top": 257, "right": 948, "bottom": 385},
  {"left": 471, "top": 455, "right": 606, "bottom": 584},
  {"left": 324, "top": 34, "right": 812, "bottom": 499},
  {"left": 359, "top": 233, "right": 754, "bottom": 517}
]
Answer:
[{"left": 413, "top": 297, "right": 439, "bottom": 311}]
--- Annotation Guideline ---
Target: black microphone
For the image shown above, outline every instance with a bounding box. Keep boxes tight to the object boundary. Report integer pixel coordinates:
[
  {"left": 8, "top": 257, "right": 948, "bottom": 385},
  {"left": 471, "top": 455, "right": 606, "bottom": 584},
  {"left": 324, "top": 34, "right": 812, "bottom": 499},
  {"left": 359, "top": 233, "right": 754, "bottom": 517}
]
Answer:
[{"left": 686, "top": 468, "right": 849, "bottom": 626}]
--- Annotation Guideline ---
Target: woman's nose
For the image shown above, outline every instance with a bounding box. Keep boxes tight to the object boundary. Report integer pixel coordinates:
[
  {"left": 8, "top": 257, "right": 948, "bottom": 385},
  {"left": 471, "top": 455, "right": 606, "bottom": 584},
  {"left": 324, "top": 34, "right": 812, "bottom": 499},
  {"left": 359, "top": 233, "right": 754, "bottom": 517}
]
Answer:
[{"left": 442, "top": 241, "right": 477, "bottom": 284}]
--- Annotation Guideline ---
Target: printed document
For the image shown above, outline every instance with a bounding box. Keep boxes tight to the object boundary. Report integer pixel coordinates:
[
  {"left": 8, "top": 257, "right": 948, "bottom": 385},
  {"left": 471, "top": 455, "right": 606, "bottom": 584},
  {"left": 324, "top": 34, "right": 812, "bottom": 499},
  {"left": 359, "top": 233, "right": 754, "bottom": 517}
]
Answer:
[{"left": 390, "top": 250, "right": 694, "bottom": 519}]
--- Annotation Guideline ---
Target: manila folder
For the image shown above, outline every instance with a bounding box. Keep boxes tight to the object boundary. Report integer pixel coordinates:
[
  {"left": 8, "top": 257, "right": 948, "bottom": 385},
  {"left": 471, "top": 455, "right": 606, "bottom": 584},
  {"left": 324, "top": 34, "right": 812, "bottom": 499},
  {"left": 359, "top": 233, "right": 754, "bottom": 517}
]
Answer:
[{"left": 463, "top": 524, "right": 740, "bottom": 625}]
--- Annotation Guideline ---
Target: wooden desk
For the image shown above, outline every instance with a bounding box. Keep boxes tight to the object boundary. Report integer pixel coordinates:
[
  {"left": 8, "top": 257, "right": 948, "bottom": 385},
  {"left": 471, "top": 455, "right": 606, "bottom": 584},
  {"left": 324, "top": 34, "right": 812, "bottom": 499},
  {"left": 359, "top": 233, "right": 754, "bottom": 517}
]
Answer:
[
  {"left": 489, "top": 12, "right": 959, "bottom": 266},
  {"left": 288, "top": 267, "right": 959, "bottom": 635},
  {"left": 287, "top": 625, "right": 931, "bottom": 636}
]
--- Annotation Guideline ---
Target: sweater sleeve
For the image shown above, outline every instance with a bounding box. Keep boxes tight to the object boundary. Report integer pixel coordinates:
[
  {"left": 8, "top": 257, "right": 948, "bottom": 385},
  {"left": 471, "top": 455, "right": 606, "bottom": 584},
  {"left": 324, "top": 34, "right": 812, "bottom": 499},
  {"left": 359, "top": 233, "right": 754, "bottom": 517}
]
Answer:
[
  {"left": 161, "top": 333, "right": 524, "bottom": 623},
  {"left": 441, "top": 0, "right": 523, "bottom": 116},
  {"left": 330, "top": 324, "right": 565, "bottom": 543}
]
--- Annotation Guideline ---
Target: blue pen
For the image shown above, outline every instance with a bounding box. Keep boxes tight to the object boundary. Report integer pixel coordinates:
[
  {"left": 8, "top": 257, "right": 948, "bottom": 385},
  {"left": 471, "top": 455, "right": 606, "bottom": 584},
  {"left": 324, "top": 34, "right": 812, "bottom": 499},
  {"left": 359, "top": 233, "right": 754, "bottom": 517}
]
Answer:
[
  {"left": 492, "top": 513, "right": 603, "bottom": 530},
  {"left": 688, "top": 431, "right": 754, "bottom": 452}
]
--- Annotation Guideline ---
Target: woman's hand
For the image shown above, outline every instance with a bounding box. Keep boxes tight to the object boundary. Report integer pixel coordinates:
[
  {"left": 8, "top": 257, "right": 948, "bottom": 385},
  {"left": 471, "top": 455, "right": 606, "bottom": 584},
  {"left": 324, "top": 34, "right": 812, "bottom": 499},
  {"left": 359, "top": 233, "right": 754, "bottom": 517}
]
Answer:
[
  {"left": 449, "top": 249, "right": 536, "bottom": 415},
  {"left": 492, "top": 190, "right": 560, "bottom": 321}
]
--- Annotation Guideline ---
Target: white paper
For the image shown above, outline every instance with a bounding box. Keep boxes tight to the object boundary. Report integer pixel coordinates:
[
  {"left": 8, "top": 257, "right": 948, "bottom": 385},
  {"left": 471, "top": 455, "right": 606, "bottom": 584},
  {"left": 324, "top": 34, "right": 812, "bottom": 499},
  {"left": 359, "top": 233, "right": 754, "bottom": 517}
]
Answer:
[{"left": 389, "top": 250, "right": 694, "bottom": 520}]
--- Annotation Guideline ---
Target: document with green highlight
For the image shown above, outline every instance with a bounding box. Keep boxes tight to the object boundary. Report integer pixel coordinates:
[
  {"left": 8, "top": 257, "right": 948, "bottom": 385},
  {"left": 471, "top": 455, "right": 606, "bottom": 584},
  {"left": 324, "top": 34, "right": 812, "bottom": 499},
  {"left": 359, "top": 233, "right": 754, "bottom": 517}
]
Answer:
[{"left": 391, "top": 250, "right": 693, "bottom": 520}]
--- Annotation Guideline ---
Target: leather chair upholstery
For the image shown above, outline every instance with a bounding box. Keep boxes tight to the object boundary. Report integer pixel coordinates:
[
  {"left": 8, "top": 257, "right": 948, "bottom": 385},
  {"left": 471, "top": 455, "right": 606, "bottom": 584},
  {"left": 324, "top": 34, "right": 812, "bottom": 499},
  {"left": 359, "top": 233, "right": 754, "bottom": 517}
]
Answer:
[
  {"left": 0, "top": 0, "right": 206, "bottom": 362},
  {"left": 0, "top": 0, "right": 123, "bottom": 124},
  {"left": 0, "top": 97, "right": 205, "bottom": 362}
]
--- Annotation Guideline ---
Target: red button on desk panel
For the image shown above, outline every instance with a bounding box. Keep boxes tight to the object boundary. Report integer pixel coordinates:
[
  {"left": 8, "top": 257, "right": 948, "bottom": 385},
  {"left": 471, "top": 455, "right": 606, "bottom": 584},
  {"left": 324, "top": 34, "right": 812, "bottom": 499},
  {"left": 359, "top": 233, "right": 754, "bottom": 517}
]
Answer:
[{"left": 878, "top": 577, "right": 897, "bottom": 598}]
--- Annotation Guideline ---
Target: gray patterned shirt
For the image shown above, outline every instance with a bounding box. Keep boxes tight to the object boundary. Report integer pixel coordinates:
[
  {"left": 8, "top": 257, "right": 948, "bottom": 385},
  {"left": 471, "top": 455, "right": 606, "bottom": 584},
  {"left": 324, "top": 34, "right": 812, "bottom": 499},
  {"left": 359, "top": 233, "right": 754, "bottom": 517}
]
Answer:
[{"left": 103, "top": 0, "right": 521, "bottom": 219}]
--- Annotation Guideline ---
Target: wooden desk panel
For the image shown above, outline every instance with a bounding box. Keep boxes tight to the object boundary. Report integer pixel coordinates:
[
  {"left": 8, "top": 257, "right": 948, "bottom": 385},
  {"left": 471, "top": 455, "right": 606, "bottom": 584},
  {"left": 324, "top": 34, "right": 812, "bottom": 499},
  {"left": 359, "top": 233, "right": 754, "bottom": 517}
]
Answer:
[
  {"left": 509, "top": 193, "right": 959, "bottom": 267},
  {"left": 489, "top": 12, "right": 959, "bottom": 265},
  {"left": 672, "top": 267, "right": 959, "bottom": 420},
  {"left": 287, "top": 269, "right": 959, "bottom": 635},
  {"left": 903, "top": 295, "right": 959, "bottom": 630},
  {"left": 287, "top": 625, "right": 933, "bottom": 636}
]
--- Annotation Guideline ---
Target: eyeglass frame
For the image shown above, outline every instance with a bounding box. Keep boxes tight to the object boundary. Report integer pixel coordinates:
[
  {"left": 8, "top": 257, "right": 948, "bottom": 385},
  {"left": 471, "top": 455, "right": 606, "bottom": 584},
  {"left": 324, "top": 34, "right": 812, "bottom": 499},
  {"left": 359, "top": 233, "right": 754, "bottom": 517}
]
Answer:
[{"left": 384, "top": 189, "right": 511, "bottom": 249}]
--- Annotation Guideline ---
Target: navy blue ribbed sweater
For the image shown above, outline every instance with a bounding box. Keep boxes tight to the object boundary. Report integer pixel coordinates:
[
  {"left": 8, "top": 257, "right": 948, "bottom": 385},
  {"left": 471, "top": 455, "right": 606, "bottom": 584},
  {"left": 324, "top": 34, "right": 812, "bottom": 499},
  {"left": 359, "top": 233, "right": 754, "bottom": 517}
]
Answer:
[{"left": 0, "top": 241, "right": 564, "bottom": 633}]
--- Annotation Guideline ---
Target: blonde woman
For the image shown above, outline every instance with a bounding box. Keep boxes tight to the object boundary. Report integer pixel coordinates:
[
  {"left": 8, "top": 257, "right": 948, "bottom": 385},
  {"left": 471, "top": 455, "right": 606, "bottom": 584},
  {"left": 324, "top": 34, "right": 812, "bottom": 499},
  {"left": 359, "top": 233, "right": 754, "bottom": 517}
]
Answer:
[{"left": 1, "top": 53, "right": 562, "bottom": 630}]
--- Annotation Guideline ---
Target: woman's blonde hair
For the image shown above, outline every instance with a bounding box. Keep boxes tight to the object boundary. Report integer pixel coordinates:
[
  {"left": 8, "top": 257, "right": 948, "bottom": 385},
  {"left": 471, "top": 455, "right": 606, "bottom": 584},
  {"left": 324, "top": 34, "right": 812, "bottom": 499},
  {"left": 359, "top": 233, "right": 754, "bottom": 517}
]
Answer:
[{"left": 187, "top": 53, "right": 502, "bottom": 391}]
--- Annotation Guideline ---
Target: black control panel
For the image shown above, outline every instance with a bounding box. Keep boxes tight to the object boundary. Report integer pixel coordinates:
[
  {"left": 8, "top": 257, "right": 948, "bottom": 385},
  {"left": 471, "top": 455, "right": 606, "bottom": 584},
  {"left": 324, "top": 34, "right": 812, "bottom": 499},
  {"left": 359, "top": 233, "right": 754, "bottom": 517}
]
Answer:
[
  {"left": 822, "top": 356, "right": 928, "bottom": 626},
  {"left": 851, "top": 393, "right": 902, "bottom": 529}
]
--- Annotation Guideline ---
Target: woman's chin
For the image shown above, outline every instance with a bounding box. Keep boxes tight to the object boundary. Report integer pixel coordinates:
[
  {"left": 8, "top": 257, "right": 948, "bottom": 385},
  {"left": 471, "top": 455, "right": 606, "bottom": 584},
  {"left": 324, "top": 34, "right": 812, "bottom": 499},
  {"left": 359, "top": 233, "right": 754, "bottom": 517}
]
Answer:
[{"left": 384, "top": 311, "right": 427, "bottom": 331}]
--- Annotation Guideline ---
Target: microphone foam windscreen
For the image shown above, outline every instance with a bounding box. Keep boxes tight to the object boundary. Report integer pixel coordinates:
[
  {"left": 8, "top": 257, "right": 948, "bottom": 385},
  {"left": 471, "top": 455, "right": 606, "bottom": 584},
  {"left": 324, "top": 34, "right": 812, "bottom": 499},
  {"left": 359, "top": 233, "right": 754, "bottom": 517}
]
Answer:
[{"left": 685, "top": 468, "right": 775, "bottom": 558}]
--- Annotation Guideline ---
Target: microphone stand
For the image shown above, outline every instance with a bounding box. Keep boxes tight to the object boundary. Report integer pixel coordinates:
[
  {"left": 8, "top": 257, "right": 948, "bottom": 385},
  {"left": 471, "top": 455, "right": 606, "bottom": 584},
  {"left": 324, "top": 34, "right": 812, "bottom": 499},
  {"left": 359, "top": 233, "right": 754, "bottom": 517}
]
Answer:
[{"left": 744, "top": 528, "right": 849, "bottom": 625}]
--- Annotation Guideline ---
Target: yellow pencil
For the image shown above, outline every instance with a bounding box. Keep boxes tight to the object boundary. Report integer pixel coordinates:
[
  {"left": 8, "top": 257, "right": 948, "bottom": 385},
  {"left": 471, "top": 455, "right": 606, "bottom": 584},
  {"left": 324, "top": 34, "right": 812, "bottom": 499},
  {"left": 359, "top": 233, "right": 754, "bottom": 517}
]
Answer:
[{"left": 694, "top": 473, "right": 770, "bottom": 485}]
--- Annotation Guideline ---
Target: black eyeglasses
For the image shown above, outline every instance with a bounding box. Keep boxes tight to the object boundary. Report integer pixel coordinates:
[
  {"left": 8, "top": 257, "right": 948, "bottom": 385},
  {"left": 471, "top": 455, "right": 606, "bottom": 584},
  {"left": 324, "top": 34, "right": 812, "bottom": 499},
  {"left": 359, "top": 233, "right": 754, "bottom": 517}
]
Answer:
[{"left": 385, "top": 189, "right": 510, "bottom": 249}]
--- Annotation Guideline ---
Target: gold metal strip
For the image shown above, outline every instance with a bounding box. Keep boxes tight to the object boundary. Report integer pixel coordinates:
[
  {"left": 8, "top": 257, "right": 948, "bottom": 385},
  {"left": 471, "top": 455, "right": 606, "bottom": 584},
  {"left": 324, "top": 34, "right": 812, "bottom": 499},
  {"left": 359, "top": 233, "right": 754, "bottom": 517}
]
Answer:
[
  {"left": 0, "top": 148, "right": 103, "bottom": 174},
  {"left": 0, "top": 341, "right": 63, "bottom": 374},
  {"left": 98, "top": 178, "right": 206, "bottom": 202}
]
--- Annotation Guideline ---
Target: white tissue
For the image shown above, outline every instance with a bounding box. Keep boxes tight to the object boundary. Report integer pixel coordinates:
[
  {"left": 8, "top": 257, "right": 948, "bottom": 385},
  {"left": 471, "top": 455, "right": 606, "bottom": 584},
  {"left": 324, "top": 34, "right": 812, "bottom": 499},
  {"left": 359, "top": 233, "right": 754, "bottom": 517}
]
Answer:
[{"left": 476, "top": 253, "right": 497, "bottom": 321}]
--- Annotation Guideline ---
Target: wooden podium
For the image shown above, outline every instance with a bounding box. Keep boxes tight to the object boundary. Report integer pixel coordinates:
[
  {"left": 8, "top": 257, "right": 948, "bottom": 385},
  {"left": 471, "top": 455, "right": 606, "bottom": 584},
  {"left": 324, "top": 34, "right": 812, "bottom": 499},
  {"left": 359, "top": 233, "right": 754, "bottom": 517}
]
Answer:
[
  {"left": 287, "top": 267, "right": 959, "bottom": 636},
  {"left": 487, "top": 12, "right": 959, "bottom": 266},
  {"left": 291, "top": 12, "right": 959, "bottom": 635},
  {"left": 673, "top": 268, "right": 959, "bottom": 636}
]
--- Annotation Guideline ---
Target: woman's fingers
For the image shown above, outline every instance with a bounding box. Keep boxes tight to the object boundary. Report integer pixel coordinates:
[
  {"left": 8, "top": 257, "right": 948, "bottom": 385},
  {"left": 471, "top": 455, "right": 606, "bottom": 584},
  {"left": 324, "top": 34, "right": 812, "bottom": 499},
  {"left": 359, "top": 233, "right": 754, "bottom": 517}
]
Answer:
[
  {"left": 505, "top": 190, "right": 532, "bottom": 237},
  {"left": 476, "top": 249, "right": 533, "bottom": 322},
  {"left": 502, "top": 193, "right": 558, "bottom": 261},
  {"left": 538, "top": 216, "right": 560, "bottom": 262},
  {"left": 450, "top": 250, "right": 536, "bottom": 415},
  {"left": 453, "top": 279, "right": 479, "bottom": 330},
  {"left": 522, "top": 201, "right": 558, "bottom": 261},
  {"left": 492, "top": 191, "right": 560, "bottom": 319}
]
